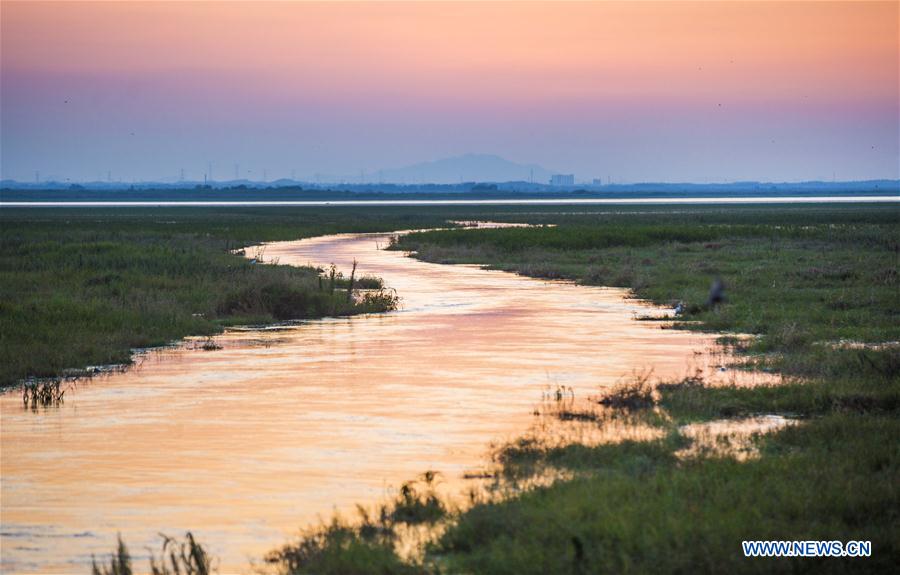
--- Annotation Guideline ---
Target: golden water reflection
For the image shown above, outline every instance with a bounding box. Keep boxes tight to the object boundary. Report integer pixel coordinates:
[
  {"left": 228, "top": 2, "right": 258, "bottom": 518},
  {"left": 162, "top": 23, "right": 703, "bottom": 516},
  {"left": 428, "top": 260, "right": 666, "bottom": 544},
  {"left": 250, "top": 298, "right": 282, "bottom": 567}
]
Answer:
[
  {"left": 677, "top": 415, "right": 797, "bottom": 460},
  {"left": 1, "top": 230, "right": 777, "bottom": 573}
]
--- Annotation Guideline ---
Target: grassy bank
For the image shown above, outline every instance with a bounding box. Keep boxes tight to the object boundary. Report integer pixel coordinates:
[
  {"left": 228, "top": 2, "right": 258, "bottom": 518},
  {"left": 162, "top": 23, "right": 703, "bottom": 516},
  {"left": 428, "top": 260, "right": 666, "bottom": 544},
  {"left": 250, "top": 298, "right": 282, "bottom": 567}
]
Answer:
[
  {"left": 397, "top": 205, "right": 899, "bottom": 352},
  {"left": 256, "top": 203, "right": 899, "bottom": 573},
  {"left": 0, "top": 207, "right": 456, "bottom": 387},
  {"left": 400, "top": 204, "right": 899, "bottom": 573},
  {"left": 10, "top": 203, "right": 899, "bottom": 572}
]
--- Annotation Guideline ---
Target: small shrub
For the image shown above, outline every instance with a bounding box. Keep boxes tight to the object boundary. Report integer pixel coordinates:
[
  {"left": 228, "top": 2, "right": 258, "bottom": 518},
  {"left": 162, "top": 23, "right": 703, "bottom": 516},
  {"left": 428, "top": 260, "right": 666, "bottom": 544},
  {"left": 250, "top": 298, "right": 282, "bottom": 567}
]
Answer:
[
  {"left": 597, "top": 371, "right": 655, "bottom": 409},
  {"left": 354, "top": 275, "right": 383, "bottom": 289},
  {"left": 389, "top": 471, "right": 447, "bottom": 525}
]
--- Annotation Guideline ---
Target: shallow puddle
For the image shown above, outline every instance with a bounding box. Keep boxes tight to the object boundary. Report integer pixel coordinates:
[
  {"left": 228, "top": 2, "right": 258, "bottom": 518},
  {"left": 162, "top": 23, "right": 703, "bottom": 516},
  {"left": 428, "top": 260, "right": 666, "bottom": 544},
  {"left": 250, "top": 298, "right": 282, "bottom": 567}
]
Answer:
[
  {"left": 677, "top": 415, "right": 798, "bottom": 460},
  {"left": 1, "top": 229, "right": 777, "bottom": 573}
]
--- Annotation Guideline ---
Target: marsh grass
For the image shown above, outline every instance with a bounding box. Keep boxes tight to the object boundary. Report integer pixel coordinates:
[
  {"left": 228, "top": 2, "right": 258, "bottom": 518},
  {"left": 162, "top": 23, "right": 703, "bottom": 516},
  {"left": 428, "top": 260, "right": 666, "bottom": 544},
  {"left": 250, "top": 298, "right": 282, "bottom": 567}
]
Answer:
[
  {"left": 91, "top": 536, "right": 132, "bottom": 575},
  {"left": 0, "top": 207, "right": 445, "bottom": 388},
  {"left": 387, "top": 204, "right": 900, "bottom": 573},
  {"left": 149, "top": 532, "right": 214, "bottom": 575},
  {"left": 596, "top": 369, "right": 655, "bottom": 409},
  {"left": 266, "top": 516, "right": 424, "bottom": 575},
  {"left": 266, "top": 472, "right": 448, "bottom": 575},
  {"left": 92, "top": 533, "right": 213, "bottom": 575},
  {"left": 22, "top": 378, "right": 68, "bottom": 408},
  {"left": 9, "top": 204, "right": 899, "bottom": 573},
  {"left": 354, "top": 275, "right": 385, "bottom": 289},
  {"left": 199, "top": 336, "right": 222, "bottom": 351},
  {"left": 396, "top": 205, "right": 900, "bottom": 352},
  {"left": 431, "top": 415, "right": 900, "bottom": 575},
  {"left": 255, "top": 396, "right": 897, "bottom": 574},
  {"left": 390, "top": 471, "right": 449, "bottom": 525}
]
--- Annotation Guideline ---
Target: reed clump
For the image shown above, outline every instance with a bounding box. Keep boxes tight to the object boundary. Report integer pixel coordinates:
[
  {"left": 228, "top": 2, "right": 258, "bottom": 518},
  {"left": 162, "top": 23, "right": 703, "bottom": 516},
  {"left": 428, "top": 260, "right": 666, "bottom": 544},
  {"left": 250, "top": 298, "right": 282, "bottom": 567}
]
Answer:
[
  {"left": 22, "top": 378, "right": 67, "bottom": 408},
  {"left": 149, "top": 532, "right": 214, "bottom": 575},
  {"left": 596, "top": 370, "right": 655, "bottom": 410},
  {"left": 91, "top": 536, "right": 132, "bottom": 575},
  {"left": 389, "top": 471, "right": 448, "bottom": 525},
  {"left": 92, "top": 532, "right": 214, "bottom": 575}
]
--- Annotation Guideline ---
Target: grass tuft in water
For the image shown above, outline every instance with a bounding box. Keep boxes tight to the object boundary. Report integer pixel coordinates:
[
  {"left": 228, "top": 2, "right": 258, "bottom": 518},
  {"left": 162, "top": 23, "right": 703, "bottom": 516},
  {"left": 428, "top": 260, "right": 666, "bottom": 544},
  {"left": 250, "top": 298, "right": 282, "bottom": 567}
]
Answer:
[
  {"left": 596, "top": 370, "right": 655, "bottom": 410},
  {"left": 22, "top": 378, "right": 67, "bottom": 408},
  {"left": 149, "top": 532, "right": 214, "bottom": 575},
  {"left": 91, "top": 535, "right": 132, "bottom": 575},
  {"left": 92, "top": 532, "right": 214, "bottom": 575}
]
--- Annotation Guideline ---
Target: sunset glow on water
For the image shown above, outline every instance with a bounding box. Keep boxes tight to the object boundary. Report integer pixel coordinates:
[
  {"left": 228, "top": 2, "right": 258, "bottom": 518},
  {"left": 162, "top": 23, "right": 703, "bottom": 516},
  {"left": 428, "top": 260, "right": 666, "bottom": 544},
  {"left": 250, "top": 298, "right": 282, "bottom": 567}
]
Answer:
[{"left": 0, "top": 231, "right": 778, "bottom": 573}]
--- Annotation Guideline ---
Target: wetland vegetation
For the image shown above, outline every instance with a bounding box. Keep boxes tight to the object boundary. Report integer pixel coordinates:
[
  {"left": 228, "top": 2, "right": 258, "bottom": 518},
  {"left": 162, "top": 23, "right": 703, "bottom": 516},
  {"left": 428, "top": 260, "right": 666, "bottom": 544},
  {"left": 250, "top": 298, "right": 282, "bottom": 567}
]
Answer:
[
  {"left": 396, "top": 203, "right": 898, "bottom": 573},
  {"left": 0, "top": 207, "right": 453, "bottom": 387},
  {"left": 4, "top": 203, "right": 898, "bottom": 573},
  {"left": 273, "top": 203, "right": 900, "bottom": 573}
]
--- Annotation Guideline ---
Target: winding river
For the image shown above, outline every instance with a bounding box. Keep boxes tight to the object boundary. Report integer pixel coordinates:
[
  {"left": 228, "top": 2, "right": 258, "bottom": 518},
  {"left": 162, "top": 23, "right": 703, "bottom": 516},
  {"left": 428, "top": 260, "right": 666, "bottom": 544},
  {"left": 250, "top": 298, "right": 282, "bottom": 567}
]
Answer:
[{"left": 0, "top": 228, "right": 776, "bottom": 573}]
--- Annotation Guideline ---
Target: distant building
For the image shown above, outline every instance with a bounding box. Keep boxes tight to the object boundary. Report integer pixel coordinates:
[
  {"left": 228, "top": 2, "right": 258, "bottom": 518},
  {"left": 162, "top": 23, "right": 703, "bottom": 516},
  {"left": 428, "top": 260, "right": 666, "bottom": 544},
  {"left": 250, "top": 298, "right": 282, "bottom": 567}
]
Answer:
[
  {"left": 592, "top": 178, "right": 604, "bottom": 186},
  {"left": 550, "top": 174, "right": 575, "bottom": 186}
]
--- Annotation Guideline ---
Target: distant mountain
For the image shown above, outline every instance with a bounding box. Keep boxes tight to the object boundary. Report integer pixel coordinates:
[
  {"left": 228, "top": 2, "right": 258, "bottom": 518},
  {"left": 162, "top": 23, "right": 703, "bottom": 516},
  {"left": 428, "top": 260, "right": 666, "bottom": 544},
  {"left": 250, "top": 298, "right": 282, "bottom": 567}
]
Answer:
[{"left": 375, "top": 154, "right": 554, "bottom": 184}]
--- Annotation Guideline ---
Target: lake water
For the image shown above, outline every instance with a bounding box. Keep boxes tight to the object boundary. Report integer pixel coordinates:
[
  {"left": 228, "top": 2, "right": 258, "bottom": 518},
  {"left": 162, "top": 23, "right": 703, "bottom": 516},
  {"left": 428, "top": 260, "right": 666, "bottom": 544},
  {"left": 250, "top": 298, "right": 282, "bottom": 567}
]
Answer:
[{"left": 0, "top": 229, "right": 778, "bottom": 573}]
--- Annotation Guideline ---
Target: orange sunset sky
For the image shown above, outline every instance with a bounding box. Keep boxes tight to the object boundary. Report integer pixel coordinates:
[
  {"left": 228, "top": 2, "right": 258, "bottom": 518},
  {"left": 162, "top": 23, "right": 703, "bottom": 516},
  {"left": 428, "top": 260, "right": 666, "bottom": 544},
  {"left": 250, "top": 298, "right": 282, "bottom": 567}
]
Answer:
[{"left": 1, "top": 1, "right": 898, "bottom": 182}]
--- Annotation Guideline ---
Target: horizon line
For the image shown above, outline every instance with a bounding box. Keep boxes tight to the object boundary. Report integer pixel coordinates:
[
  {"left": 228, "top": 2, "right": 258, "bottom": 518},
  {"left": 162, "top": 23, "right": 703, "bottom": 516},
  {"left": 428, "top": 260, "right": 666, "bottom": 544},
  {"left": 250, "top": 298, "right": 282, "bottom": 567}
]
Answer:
[{"left": 3, "top": 178, "right": 899, "bottom": 188}]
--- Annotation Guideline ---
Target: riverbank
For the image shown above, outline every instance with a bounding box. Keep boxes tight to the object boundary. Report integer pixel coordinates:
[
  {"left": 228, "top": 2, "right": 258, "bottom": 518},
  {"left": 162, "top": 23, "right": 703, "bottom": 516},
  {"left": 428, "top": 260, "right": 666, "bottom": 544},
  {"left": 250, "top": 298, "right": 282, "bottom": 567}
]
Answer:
[
  {"left": 7, "top": 204, "right": 899, "bottom": 572},
  {"left": 388, "top": 204, "right": 899, "bottom": 573},
  {"left": 0, "top": 207, "right": 456, "bottom": 388},
  {"left": 248, "top": 203, "right": 898, "bottom": 573}
]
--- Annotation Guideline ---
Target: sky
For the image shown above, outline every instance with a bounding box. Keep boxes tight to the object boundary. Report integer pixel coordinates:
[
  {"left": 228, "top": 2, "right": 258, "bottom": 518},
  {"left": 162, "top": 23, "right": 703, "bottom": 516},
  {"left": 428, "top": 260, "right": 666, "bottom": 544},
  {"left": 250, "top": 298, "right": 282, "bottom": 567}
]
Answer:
[{"left": 1, "top": 1, "right": 898, "bottom": 184}]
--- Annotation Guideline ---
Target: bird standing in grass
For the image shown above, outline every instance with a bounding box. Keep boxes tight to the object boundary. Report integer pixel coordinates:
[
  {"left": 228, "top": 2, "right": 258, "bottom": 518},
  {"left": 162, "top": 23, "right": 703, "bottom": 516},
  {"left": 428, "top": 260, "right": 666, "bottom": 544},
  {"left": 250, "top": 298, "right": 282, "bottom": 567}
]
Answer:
[{"left": 708, "top": 277, "right": 726, "bottom": 307}]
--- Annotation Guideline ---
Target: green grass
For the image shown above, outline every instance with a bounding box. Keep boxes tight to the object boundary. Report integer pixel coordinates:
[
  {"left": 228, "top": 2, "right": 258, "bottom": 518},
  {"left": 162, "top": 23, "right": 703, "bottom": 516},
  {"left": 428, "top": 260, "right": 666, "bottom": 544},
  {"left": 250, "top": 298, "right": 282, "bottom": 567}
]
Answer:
[
  {"left": 91, "top": 532, "right": 213, "bottom": 575},
  {"left": 382, "top": 204, "right": 900, "bottom": 573},
  {"left": 0, "top": 207, "right": 459, "bottom": 387},
  {"left": 6, "top": 203, "right": 899, "bottom": 572},
  {"left": 433, "top": 415, "right": 900, "bottom": 574},
  {"left": 397, "top": 205, "right": 900, "bottom": 375},
  {"left": 266, "top": 471, "right": 447, "bottom": 575},
  {"left": 232, "top": 203, "right": 900, "bottom": 574}
]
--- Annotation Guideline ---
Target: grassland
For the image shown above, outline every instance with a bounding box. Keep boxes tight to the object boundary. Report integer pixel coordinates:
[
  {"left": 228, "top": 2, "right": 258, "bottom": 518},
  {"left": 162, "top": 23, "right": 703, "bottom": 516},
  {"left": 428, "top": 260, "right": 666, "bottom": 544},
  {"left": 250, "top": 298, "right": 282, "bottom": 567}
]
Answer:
[
  {"left": 259, "top": 203, "right": 899, "bottom": 574},
  {"left": 401, "top": 203, "right": 899, "bottom": 574},
  {"left": 5, "top": 203, "right": 899, "bottom": 572},
  {"left": 398, "top": 205, "right": 899, "bottom": 350},
  {"left": 0, "top": 207, "right": 456, "bottom": 387}
]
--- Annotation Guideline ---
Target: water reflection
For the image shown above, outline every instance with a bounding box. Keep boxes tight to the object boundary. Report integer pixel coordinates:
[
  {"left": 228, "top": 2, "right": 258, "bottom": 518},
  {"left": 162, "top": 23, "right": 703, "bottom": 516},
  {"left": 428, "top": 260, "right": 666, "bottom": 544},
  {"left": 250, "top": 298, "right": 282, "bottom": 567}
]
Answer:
[
  {"left": 1, "top": 229, "right": 776, "bottom": 573},
  {"left": 677, "top": 415, "right": 797, "bottom": 460}
]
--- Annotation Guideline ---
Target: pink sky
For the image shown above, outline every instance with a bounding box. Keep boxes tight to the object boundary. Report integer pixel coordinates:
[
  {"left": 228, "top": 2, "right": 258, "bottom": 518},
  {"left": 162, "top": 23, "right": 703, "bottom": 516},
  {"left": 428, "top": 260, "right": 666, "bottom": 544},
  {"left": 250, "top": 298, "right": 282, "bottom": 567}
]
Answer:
[{"left": 2, "top": 1, "right": 897, "bottom": 182}]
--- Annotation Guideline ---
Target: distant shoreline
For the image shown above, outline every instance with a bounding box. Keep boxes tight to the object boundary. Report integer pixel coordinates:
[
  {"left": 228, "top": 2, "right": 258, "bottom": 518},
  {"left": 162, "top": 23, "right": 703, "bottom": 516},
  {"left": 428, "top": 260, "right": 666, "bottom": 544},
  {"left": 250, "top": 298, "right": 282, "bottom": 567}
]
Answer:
[
  {"left": 3, "top": 181, "right": 898, "bottom": 205},
  {"left": 2, "top": 196, "right": 898, "bottom": 208}
]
